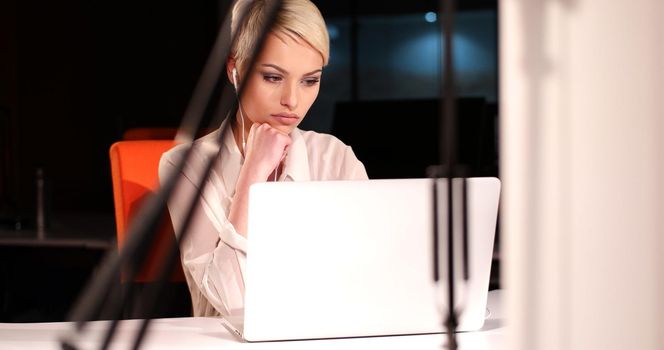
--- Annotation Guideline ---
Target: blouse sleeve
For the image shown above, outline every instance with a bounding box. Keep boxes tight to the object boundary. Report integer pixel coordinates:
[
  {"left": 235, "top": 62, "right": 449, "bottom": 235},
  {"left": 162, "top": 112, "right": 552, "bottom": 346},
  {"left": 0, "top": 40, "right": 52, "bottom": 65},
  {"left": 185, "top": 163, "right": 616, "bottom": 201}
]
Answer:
[
  {"left": 342, "top": 146, "right": 369, "bottom": 180},
  {"left": 159, "top": 147, "right": 246, "bottom": 317}
]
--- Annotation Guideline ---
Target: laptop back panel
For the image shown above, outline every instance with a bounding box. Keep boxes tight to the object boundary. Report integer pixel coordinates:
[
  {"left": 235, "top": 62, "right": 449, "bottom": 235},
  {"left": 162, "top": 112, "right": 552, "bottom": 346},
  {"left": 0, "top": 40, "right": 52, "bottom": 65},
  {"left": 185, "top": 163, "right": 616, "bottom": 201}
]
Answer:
[{"left": 243, "top": 178, "right": 500, "bottom": 341}]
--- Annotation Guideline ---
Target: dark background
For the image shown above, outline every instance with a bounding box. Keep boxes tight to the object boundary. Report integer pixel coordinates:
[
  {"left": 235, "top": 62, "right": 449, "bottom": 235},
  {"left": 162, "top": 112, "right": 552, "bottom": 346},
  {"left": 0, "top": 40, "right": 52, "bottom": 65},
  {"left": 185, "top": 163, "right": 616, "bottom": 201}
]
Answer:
[{"left": 0, "top": 0, "right": 499, "bottom": 321}]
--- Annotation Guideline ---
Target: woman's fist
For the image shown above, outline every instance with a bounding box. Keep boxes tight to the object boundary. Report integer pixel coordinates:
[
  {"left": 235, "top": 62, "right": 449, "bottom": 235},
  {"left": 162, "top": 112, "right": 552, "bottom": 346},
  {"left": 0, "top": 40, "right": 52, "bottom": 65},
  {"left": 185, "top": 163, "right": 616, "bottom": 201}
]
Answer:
[{"left": 243, "top": 123, "right": 291, "bottom": 179}]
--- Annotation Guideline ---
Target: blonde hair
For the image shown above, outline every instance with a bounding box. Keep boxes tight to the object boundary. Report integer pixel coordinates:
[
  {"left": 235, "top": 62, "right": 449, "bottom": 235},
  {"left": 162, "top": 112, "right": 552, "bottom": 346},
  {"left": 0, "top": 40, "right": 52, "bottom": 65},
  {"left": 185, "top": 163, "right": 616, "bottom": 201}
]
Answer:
[{"left": 230, "top": 0, "right": 330, "bottom": 72}]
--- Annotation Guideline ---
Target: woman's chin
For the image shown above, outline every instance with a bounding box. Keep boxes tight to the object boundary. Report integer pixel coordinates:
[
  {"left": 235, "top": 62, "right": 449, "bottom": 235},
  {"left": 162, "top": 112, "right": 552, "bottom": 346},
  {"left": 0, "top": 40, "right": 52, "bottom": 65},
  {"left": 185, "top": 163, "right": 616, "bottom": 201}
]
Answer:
[{"left": 270, "top": 123, "right": 298, "bottom": 135}]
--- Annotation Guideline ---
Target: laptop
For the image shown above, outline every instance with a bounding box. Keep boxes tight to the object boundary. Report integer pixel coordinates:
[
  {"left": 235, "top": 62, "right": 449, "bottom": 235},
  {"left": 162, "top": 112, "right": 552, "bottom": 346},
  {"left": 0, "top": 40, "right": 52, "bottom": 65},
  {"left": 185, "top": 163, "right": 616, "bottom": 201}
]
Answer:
[{"left": 221, "top": 178, "right": 501, "bottom": 342}]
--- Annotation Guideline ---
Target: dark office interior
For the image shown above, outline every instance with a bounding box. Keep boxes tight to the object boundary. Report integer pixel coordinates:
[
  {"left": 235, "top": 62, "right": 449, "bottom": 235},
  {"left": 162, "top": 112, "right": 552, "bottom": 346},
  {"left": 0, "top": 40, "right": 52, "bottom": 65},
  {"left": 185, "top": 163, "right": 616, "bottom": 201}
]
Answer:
[{"left": 0, "top": 0, "right": 499, "bottom": 322}]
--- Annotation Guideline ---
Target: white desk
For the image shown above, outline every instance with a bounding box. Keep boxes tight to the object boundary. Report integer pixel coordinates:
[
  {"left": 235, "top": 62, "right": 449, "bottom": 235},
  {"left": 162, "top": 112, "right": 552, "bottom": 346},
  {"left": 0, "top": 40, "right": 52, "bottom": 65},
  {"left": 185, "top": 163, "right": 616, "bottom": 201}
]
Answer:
[{"left": 0, "top": 291, "right": 504, "bottom": 350}]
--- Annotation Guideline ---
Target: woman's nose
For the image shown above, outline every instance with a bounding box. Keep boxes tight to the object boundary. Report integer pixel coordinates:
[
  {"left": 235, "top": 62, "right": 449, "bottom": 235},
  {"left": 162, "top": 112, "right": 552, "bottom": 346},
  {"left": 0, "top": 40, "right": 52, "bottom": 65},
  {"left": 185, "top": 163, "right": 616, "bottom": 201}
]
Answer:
[{"left": 280, "top": 81, "right": 298, "bottom": 110}]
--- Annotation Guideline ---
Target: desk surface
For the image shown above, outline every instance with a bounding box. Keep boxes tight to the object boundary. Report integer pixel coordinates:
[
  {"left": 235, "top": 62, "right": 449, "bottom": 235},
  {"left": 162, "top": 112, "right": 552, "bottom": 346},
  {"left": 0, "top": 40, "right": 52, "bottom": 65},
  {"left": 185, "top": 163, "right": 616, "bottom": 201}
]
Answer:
[{"left": 0, "top": 291, "right": 504, "bottom": 350}]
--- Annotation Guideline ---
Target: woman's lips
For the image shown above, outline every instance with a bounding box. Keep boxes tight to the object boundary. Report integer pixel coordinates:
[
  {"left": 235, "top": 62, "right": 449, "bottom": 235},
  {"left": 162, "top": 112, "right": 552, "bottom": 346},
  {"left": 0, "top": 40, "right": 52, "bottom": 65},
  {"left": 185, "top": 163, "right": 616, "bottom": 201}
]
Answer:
[{"left": 271, "top": 113, "right": 299, "bottom": 125}]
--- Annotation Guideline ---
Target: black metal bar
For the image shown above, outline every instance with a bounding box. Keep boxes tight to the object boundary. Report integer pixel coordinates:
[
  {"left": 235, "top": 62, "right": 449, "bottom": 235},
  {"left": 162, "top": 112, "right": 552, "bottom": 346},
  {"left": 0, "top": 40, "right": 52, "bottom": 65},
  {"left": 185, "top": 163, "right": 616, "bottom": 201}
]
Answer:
[
  {"left": 439, "top": 0, "right": 460, "bottom": 348},
  {"left": 350, "top": 0, "right": 359, "bottom": 101},
  {"left": 58, "top": 1, "right": 248, "bottom": 349},
  {"left": 99, "top": 201, "right": 173, "bottom": 327},
  {"left": 462, "top": 177, "right": 469, "bottom": 281},
  {"left": 446, "top": 178, "right": 457, "bottom": 349},
  {"left": 432, "top": 174, "right": 440, "bottom": 282},
  {"left": 92, "top": 6, "right": 245, "bottom": 349},
  {"left": 441, "top": 5, "right": 456, "bottom": 168},
  {"left": 130, "top": 1, "right": 283, "bottom": 349},
  {"left": 100, "top": 283, "right": 133, "bottom": 350}
]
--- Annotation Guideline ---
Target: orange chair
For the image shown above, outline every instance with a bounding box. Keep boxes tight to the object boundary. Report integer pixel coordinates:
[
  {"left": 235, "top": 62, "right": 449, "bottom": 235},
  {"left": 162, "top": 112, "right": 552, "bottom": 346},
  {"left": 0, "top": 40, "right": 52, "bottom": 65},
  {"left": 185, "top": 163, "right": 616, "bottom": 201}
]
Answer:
[{"left": 109, "top": 140, "right": 185, "bottom": 283}]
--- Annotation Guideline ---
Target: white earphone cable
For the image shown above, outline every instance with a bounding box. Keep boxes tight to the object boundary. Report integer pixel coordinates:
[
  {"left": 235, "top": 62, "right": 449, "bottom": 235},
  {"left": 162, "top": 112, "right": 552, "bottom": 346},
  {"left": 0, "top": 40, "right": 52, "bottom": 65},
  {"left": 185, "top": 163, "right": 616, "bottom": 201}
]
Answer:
[{"left": 239, "top": 105, "right": 246, "bottom": 154}]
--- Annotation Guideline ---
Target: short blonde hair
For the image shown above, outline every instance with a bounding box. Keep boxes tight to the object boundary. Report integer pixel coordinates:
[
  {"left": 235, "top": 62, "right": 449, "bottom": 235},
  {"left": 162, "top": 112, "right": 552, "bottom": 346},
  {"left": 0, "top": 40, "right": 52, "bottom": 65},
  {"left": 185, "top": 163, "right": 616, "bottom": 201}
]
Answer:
[{"left": 231, "top": 0, "right": 330, "bottom": 72}]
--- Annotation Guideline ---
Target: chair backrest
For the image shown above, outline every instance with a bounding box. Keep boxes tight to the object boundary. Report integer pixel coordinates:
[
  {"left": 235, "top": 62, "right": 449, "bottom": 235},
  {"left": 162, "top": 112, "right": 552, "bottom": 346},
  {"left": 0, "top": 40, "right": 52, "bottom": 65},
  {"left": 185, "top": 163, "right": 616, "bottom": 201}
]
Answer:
[{"left": 109, "top": 140, "right": 185, "bottom": 283}]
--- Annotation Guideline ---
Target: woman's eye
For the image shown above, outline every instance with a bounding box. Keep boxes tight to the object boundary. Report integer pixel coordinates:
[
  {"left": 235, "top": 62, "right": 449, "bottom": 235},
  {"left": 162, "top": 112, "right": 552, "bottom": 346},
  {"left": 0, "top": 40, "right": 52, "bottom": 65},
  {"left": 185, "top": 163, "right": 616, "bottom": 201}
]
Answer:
[
  {"left": 303, "top": 77, "right": 320, "bottom": 86},
  {"left": 263, "top": 74, "right": 282, "bottom": 83}
]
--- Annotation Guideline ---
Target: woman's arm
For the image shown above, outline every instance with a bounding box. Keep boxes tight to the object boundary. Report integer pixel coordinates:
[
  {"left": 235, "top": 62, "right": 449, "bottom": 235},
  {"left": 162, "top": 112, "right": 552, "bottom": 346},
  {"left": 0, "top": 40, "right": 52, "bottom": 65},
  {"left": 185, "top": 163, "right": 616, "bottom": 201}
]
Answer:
[
  {"left": 159, "top": 147, "right": 246, "bottom": 316},
  {"left": 228, "top": 123, "right": 291, "bottom": 236}
]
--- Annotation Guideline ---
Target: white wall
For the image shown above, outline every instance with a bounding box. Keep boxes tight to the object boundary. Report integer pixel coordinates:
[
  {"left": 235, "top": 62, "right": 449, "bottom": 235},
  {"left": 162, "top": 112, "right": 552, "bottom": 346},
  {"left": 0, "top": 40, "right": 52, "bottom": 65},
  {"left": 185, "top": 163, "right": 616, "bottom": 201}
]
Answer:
[{"left": 500, "top": 1, "right": 664, "bottom": 349}]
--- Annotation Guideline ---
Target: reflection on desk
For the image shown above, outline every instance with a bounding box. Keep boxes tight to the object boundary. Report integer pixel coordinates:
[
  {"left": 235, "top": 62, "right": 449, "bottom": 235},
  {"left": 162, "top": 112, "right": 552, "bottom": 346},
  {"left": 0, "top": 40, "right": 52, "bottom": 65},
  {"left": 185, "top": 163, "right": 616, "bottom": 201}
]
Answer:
[{"left": 0, "top": 291, "right": 504, "bottom": 350}]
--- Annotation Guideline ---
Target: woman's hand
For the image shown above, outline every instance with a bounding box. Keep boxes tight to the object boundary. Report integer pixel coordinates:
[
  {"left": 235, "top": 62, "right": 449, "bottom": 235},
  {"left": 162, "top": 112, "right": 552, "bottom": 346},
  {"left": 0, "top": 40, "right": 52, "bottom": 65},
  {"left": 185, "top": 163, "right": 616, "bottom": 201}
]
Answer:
[{"left": 243, "top": 123, "right": 291, "bottom": 181}]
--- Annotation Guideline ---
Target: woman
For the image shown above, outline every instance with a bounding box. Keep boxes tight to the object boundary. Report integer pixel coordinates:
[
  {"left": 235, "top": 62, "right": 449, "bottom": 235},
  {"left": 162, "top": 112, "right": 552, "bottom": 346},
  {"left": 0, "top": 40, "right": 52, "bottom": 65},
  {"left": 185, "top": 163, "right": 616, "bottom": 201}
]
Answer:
[{"left": 159, "top": 0, "right": 368, "bottom": 317}]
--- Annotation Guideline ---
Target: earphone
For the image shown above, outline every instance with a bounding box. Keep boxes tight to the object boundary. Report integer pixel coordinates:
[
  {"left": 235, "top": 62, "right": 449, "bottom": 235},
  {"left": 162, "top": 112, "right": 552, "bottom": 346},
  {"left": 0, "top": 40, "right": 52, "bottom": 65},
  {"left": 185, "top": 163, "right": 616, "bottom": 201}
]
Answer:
[{"left": 231, "top": 67, "right": 239, "bottom": 88}]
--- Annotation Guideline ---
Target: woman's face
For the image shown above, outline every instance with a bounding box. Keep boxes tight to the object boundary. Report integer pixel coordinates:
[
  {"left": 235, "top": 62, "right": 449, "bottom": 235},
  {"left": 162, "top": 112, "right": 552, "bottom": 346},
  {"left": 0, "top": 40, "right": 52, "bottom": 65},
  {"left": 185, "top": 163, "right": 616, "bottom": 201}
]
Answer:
[{"left": 235, "top": 32, "right": 324, "bottom": 135}]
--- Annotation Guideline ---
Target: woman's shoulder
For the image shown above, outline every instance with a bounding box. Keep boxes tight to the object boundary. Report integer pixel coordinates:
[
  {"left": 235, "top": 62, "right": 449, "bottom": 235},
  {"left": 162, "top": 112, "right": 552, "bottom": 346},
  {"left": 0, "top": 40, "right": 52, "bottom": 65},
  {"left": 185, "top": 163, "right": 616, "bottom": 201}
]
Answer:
[
  {"left": 295, "top": 128, "right": 355, "bottom": 164},
  {"left": 294, "top": 128, "right": 367, "bottom": 180},
  {"left": 160, "top": 128, "right": 223, "bottom": 172},
  {"left": 296, "top": 128, "right": 350, "bottom": 152}
]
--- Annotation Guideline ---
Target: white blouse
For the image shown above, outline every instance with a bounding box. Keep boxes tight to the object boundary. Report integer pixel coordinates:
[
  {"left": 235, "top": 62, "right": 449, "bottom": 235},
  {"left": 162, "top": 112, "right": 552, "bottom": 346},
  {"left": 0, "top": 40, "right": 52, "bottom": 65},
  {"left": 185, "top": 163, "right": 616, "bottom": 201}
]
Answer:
[{"left": 159, "top": 121, "right": 368, "bottom": 317}]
